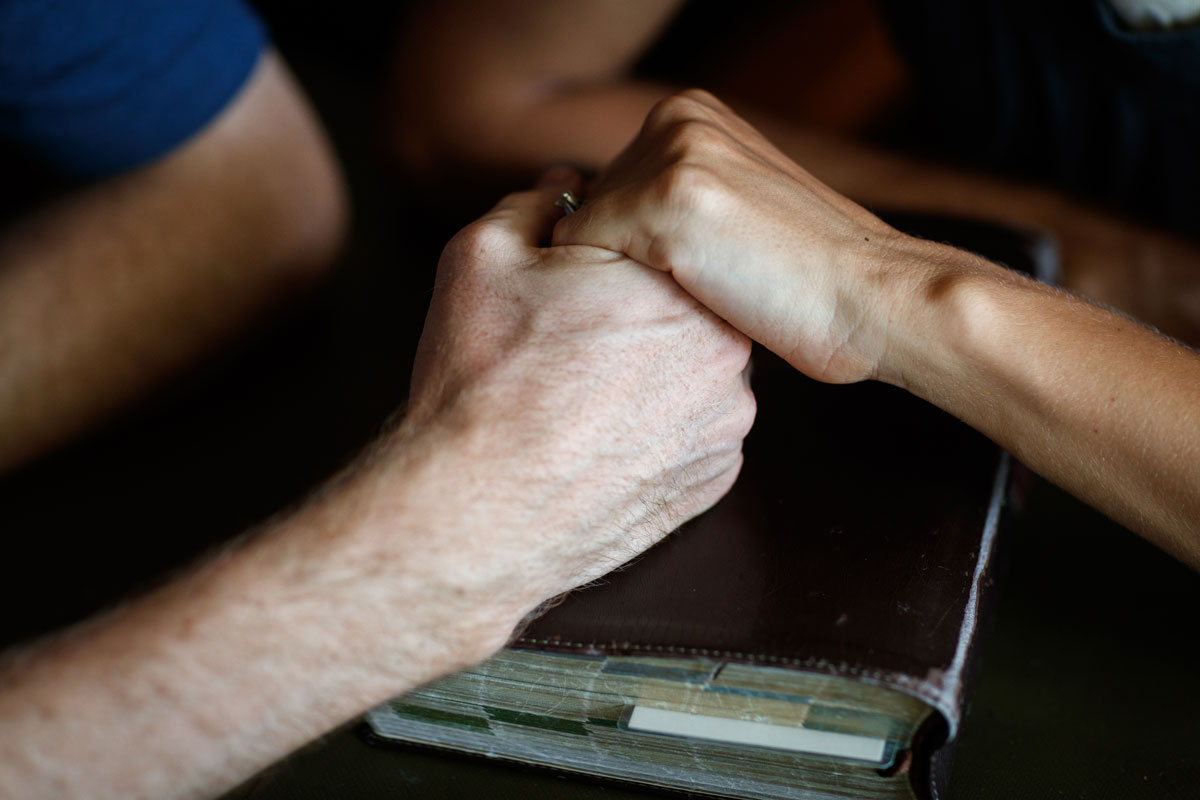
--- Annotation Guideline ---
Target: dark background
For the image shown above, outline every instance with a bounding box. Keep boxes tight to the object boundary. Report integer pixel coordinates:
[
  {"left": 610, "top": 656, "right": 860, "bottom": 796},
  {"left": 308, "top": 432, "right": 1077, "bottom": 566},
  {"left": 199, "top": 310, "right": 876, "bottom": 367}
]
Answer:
[{"left": 2, "top": 2, "right": 1197, "bottom": 798}]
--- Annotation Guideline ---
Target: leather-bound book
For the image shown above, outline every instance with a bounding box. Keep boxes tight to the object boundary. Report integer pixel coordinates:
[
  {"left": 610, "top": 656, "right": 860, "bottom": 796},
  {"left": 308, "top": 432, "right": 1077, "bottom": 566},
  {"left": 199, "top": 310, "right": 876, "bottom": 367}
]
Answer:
[{"left": 367, "top": 216, "right": 1057, "bottom": 800}]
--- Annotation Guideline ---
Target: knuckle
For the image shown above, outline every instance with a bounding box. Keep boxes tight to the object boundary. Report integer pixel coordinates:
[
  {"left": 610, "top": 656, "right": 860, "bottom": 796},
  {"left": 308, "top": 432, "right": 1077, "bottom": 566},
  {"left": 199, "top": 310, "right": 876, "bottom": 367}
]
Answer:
[
  {"left": 436, "top": 221, "right": 518, "bottom": 305},
  {"left": 448, "top": 219, "right": 507, "bottom": 262},
  {"left": 677, "top": 87, "right": 721, "bottom": 107},
  {"left": 664, "top": 118, "right": 727, "bottom": 160},
  {"left": 645, "top": 92, "right": 708, "bottom": 130},
  {"left": 736, "top": 386, "right": 758, "bottom": 438},
  {"left": 655, "top": 161, "right": 727, "bottom": 215}
]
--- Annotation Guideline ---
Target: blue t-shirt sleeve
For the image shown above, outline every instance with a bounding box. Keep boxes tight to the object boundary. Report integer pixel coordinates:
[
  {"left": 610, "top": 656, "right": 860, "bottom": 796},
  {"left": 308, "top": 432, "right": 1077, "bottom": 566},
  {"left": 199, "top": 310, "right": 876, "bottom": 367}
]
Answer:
[{"left": 0, "top": 0, "right": 267, "bottom": 177}]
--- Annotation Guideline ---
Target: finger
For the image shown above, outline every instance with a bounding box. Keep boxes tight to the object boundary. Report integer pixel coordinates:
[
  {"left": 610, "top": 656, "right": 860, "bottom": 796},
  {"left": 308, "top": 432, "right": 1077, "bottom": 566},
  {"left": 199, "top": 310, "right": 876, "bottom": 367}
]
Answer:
[
  {"left": 551, "top": 187, "right": 652, "bottom": 268},
  {"left": 534, "top": 164, "right": 584, "bottom": 191},
  {"left": 479, "top": 167, "right": 585, "bottom": 249}
]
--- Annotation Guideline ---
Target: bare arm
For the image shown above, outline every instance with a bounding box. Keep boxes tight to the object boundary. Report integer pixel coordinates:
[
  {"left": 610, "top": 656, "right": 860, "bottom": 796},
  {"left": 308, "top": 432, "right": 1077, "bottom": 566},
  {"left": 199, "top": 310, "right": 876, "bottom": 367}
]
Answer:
[
  {"left": 555, "top": 91, "right": 1200, "bottom": 568},
  {"left": 0, "top": 430, "right": 518, "bottom": 800},
  {"left": 0, "top": 50, "right": 348, "bottom": 473},
  {"left": 893, "top": 253, "right": 1200, "bottom": 565},
  {"left": 390, "top": 2, "right": 1200, "bottom": 342},
  {"left": 0, "top": 173, "right": 754, "bottom": 800},
  {"left": 388, "top": 0, "right": 682, "bottom": 178},
  {"left": 750, "top": 120, "right": 1200, "bottom": 345}
]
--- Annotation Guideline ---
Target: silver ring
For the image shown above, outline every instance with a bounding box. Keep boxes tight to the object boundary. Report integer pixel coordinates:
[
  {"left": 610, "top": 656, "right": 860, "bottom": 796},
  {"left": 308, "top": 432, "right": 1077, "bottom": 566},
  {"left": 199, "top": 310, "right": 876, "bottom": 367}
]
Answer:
[{"left": 555, "top": 191, "right": 581, "bottom": 215}]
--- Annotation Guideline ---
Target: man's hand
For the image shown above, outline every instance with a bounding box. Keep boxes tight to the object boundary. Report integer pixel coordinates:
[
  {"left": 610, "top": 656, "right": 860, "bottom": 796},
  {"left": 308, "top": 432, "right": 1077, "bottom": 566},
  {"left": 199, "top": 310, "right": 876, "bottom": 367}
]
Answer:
[
  {"left": 0, "top": 171, "right": 754, "bottom": 800},
  {"left": 401, "top": 166, "right": 756, "bottom": 619},
  {"left": 552, "top": 90, "right": 976, "bottom": 386}
]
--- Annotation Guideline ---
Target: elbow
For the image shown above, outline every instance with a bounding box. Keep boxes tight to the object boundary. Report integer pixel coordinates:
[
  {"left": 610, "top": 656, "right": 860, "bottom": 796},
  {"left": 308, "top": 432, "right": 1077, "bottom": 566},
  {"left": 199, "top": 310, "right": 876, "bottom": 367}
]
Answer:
[{"left": 271, "top": 141, "right": 350, "bottom": 288}]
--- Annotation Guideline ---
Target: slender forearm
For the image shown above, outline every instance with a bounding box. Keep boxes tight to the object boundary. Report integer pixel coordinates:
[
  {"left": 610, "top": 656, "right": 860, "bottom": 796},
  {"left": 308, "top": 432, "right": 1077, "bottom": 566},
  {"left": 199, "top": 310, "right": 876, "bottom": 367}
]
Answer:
[
  {"left": 884, "top": 241, "right": 1200, "bottom": 565},
  {"left": 0, "top": 425, "right": 529, "bottom": 800},
  {"left": 395, "top": 79, "right": 673, "bottom": 181}
]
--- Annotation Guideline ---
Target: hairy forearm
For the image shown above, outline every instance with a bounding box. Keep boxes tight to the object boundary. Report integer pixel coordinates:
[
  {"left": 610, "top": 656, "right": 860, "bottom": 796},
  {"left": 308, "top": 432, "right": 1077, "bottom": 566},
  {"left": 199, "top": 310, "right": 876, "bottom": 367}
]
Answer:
[
  {"left": 882, "top": 240, "right": 1200, "bottom": 566},
  {"left": 0, "top": 165, "right": 753, "bottom": 800},
  {"left": 0, "top": 52, "right": 346, "bottom": 472},
  {"left": 0, "top": 424, "right": 528, "bottom": 800}
]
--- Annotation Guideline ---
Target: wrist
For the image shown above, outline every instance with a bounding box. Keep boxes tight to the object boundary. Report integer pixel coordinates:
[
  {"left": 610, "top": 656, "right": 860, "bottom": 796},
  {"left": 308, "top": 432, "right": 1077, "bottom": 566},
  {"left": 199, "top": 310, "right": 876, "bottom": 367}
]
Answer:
[
  {"left": 868, "top": 234, "right": 1014, "bottom": 398},
  {"left": 250, "top": 420, "right": 539, "bottom": 686}
]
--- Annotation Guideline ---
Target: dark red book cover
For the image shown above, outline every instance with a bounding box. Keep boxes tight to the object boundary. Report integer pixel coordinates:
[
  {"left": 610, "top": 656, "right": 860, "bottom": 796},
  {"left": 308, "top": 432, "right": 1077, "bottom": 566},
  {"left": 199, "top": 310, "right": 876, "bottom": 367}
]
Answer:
[{"left": 516, "top": 215, "right": 1056, "bottom": 799}]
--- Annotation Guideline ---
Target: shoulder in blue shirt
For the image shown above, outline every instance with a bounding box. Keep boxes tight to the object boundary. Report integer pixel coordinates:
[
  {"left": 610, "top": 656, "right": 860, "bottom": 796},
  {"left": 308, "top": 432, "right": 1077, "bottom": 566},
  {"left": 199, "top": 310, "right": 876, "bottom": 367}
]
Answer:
[{"left": 0, "top": 0, "right": 267, "bottom": 177}]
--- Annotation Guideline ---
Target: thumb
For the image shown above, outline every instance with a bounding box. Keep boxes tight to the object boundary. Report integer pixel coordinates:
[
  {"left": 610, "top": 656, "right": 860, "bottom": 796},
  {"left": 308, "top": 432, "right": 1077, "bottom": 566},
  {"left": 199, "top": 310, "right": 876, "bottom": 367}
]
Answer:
[{"left": 550, "top": 183, "right": 651, "bottom": 271}]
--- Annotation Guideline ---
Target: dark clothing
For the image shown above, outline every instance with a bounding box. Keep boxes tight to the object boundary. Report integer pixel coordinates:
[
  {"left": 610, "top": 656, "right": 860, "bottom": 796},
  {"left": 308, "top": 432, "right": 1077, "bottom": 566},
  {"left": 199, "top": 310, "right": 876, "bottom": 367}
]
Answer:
[
  {"left": 0, "top": 0, "right": 266, "bottom": 177},
  {"left": 878, "top": 0, "right": 1200, "bottom": 234}
]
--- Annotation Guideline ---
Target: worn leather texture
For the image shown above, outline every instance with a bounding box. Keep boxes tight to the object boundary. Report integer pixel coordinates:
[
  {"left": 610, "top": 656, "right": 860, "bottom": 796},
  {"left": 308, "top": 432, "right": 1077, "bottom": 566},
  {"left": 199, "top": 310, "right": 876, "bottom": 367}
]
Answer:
[
  {"left": 518, "top": 351, "right": 1001, "bottom": 800},
  {"left": 521, "top": 352, "right": 1002, "bottom": 687}
]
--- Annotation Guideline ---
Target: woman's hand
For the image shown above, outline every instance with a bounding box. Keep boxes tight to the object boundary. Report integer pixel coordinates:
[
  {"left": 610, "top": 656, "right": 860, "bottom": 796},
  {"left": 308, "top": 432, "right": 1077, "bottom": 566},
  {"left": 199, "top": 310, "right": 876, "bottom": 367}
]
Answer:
[{"left": 552, "top": 90, "right": 970, "bottom": 385}]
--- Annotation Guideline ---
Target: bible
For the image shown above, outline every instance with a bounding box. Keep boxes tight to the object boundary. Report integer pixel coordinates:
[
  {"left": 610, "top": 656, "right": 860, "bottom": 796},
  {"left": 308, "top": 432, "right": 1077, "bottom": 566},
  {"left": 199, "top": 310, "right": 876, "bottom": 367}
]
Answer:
[{"left": 365, "top": 216, "right": 1056, "bottom": 800}]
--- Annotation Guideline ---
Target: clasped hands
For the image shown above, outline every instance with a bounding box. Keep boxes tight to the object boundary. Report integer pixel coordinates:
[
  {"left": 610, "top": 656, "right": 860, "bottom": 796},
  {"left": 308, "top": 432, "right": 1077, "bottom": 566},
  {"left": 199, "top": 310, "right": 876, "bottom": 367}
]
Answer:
[
  {"left": 6, "top": 91, "right": 1196, "bottom": 800},
  {"left": 402, "top": 90, "right": 976, "bottom": 632}
]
